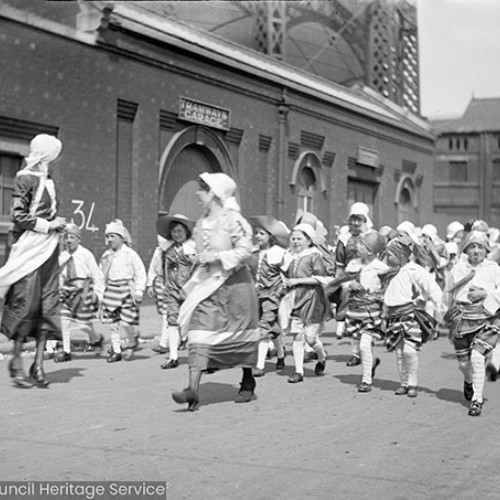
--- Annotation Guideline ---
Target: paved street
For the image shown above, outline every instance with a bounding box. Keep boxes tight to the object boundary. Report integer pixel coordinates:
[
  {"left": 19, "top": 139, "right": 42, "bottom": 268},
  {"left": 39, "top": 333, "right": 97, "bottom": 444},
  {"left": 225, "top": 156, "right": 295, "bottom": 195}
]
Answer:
[{"left": 2, "top": 307, "right": 500, "bottom": 499}]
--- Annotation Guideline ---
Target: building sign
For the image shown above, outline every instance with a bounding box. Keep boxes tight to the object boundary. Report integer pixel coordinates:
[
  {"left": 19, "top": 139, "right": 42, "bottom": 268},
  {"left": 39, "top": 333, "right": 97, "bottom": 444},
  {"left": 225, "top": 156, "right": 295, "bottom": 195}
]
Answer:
[
  {"left": 178, "top": 97, "right": 230, "bottom": 131},
  {"left": 357, "top": 146, "right": 379, "bottom": 168}
]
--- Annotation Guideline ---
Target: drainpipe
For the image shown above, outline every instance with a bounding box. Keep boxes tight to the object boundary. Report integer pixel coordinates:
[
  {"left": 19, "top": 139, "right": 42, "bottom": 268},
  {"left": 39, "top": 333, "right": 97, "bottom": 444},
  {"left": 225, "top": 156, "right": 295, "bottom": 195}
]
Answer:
[
  {"left": 277, "top": 89, "right": 289, "bottom": 220},
  {"left": 481, "top": 132, "right": 491, "bottom": 222}
]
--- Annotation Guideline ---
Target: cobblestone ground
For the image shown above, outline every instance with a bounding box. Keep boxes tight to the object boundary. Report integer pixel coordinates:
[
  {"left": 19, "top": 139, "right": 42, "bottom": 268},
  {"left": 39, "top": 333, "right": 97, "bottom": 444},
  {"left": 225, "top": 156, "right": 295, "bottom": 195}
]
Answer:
[{"left": 1, "top": 306, "right": 500, "bottom": 499}]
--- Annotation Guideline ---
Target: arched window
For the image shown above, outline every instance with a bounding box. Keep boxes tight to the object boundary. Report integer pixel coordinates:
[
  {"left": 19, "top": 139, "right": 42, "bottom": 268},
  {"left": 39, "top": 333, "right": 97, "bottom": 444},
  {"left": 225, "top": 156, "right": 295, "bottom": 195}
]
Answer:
[
  {"left": 394, "top": 175, "right": 418, "bottom": 224},
  {"left": 290, "top": 151, "right": 327, "bottom": 214},
  {"left": 297, "top": 165, "right": 316, "bottom": 212}
]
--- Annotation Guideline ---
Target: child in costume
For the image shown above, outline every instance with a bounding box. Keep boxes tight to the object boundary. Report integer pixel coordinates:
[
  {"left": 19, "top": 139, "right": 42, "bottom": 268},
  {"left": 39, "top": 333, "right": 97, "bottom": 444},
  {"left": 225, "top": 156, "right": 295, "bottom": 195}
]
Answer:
[
  {"left": 146, "top": 231, "right": 170, "bottom": 354},
  {"left": 249, "top": 215, "right": 289, "bottom": 377},
  {"left": 99, "top": 219, "right": 146, "bottom": 362},
  {"left": 334, "top": 203, "right": 372, "bottom": 358},
  {"left": 444, "top": 230, "right": 500, "bottom": 416},
  {"left": 344, "top": 231, "right": 389, "bottom": 392},
  {"left": 383, "top": 235, "right": 443, "bottom": 398},
  {"left": 280, "top": 223, "right": 332, "bottom": 383},
  {"left": 156, "top": 214, "right": 196, "bottom": 370},
  {"left": 53, "top": 223, "right": 105, "bottom": 361}
]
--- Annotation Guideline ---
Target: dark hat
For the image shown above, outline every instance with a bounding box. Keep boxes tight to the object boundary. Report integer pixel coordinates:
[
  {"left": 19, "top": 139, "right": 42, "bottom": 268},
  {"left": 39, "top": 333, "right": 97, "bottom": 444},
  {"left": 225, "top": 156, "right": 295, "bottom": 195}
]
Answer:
[
  {"left": 248, "top": 215, "right": 290, "bottom": 248},
  {"left": 156, "top": 213, "right": 195, "bottom": 240}
]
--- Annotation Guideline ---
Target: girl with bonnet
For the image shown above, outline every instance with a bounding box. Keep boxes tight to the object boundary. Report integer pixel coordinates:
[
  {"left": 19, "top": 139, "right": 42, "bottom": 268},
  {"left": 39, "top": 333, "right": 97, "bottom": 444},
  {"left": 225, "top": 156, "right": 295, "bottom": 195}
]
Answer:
[
  {"left": 334, "top": 202, "right": 372, "bottom": 348},
  {"left": 280, "top": 223, "right": 332, "bottom": 383},
  {"left": 173, "top": 172, "right": 259, "bottom": 411}
]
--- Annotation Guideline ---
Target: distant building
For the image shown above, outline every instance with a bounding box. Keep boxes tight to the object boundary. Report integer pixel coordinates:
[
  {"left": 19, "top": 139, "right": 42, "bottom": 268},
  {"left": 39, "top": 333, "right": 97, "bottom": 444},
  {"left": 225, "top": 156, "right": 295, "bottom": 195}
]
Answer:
[
  {"left": 432, "top": 97, "right": 500, "bottom": 232},
  {"left": 0, "top": 0, "right": 434, "bottom": 267}
]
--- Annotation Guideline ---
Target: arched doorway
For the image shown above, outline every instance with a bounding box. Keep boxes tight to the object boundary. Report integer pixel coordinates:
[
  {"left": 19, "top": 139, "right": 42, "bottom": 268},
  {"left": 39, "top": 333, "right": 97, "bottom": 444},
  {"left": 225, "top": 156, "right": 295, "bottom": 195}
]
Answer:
[
  {"left": 158, "top": 126, "right": 235, "bottom": 220},
  {"left": 164, "top": 145, "right": 220, "bottom": 220}
]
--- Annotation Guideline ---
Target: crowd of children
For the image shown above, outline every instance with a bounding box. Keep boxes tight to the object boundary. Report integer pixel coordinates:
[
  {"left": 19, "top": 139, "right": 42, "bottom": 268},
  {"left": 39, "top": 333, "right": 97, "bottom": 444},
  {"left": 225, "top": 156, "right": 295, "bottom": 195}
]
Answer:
[{"left": 2, "top": 138, "right": 500, "bottom": 418}]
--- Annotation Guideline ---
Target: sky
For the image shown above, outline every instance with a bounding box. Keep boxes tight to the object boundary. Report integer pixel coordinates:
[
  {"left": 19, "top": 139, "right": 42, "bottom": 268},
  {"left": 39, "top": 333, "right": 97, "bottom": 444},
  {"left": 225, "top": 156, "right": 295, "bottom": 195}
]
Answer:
[{"left": 418, "top": 0, "right": 500, "bottom": 120}]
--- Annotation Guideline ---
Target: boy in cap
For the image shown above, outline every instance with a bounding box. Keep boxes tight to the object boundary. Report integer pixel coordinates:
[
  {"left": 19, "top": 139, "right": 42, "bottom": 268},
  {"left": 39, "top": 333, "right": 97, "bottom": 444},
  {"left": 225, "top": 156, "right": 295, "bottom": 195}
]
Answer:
[
  {"left": 344, "top": 230, "right": 389, "bottom": 392},
  {"left": 52, "top": 223, "right": 105, "bottom": 362},
  {"left": 383, "top": 235, "right": 443, "bottom": 398},
  {"left": 444, "top": 230, "right": 500, "bottom": 416},
  {"left": 100, "top": 219, "right": 147, "bottom": 362}
]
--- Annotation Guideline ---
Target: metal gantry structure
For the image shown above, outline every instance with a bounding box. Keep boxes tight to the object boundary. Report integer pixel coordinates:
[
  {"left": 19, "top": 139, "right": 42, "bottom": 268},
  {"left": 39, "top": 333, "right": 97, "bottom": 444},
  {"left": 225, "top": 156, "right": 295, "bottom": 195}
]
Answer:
[{"left": 233, "top": 0, "right": 420, "bottom": 114}]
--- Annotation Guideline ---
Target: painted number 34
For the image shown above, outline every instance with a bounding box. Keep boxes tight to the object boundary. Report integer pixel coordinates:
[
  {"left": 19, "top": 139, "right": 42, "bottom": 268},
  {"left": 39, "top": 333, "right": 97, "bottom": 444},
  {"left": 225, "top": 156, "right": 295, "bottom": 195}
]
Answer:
[{"left": 70, "top": 200, "right": 99, "bottom": 233}]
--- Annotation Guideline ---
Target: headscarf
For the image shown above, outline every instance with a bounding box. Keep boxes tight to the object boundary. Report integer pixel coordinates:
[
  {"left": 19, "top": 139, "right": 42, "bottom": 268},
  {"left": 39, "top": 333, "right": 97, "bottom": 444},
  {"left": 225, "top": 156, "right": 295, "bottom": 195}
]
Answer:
[
  {"left": 396, "top": 221, "right": 419, "bottom": 244},
  {"left": 387, "top": 235, "right": 413, "bottom": 261},
  {"left": 199, "top": 172, "right": 240, "bottom": 211},
  {"left": 462, "top": 230, "right": 490, "bottom": 253},
  {"left": 349, "top": 202, "right": 373, "bottom": 230},
  {"left": 446, "top": 221, "right": 464, "bottom": 241},
  {"left": 421, "top": 224, "right": 438, "bottom": 243},
  {"left": 21, "top": 134, "right": 62, "bottom": 177}
]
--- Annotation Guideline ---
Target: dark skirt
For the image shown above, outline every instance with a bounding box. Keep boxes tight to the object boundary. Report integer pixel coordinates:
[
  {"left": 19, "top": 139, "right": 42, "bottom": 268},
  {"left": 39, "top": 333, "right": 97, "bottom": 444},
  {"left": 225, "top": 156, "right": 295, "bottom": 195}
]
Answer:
[
  {"left": 1, "top": 246, "right": 62, "bottom": 342},
  {"left": 187, "top": 266, "right": 259, "bottom": 372}
]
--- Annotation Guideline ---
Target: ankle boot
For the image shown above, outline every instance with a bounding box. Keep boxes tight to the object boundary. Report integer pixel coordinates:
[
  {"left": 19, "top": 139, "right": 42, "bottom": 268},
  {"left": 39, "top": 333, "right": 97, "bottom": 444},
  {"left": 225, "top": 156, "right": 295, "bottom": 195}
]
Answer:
[{"left": 29, "top": 363, "right": 50, "bottom": 388}]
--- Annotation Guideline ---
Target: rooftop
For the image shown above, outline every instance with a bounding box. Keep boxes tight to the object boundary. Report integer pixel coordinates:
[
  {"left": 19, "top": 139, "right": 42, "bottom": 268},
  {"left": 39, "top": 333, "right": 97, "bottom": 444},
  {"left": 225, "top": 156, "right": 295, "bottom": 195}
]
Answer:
[{"left": 432, "top": 97, "right": 500, "bottom": 134}]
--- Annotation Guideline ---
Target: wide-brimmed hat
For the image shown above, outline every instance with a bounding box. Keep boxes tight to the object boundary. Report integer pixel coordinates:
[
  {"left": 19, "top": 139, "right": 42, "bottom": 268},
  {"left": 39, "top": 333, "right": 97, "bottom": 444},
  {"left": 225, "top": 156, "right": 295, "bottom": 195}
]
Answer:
[
  {"left": 295, "top": 209, "right": 318, "bottom": 228},
  {"left": 248, "top": 215, "right": 290, "bottom": 248},
  {"left": 156, "top": 213, "right": 195, "bottom": 240}
]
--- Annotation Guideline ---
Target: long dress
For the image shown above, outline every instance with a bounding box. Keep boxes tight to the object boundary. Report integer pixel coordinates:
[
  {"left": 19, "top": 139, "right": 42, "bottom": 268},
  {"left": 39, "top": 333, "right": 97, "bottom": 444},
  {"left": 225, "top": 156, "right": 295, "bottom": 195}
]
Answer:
[
  {"left": 179, "top": 209, "right": 259, "bottom": 371},
  {"left": 0, "top": 171, "right": 62, "bottom": 341}
]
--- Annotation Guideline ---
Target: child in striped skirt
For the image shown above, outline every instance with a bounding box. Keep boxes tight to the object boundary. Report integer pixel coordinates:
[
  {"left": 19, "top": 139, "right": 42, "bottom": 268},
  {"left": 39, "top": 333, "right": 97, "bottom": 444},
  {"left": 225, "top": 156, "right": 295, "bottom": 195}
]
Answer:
[
  {"left": 344, "top": 231, "right": 389, "bottom": 392},
  {"left": 383, "top": 235, "right": 443, "bottom": 398},
  {"left": 99, "top": 219, "right": 147, "bottom": 363},
  {"left": 53, "top": 223, "right": 105, "bottom": 362}
]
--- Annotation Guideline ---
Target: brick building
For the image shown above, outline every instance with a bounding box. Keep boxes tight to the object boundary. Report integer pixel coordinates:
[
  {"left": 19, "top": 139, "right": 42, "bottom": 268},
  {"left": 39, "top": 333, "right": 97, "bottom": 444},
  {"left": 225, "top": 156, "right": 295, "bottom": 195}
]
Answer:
[
  {"left": 0, "top": 0, "right": 435, "bottom": 266},
  {"left": 432, "top": 97, "right": 500, "bottom": 232}
]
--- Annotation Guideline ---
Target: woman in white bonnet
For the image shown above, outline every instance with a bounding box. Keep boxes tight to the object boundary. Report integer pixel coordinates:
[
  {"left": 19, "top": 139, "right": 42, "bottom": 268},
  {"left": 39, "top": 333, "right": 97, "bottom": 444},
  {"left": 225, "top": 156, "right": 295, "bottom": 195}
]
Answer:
[
  {"left": 173, "top": 172, "right": 259, "bottom": 411},
  {"left": 0, "top": 134, "right": 67, "bottom": 388}
]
